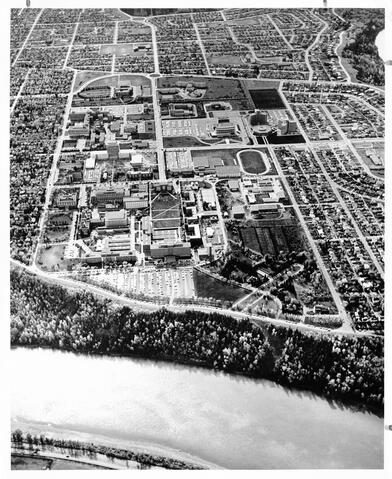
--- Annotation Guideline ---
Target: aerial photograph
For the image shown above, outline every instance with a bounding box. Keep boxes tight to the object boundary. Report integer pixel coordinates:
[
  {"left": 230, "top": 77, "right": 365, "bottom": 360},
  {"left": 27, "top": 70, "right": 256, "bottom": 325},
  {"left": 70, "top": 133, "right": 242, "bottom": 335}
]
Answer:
[{"left": 8, "top": 2, "right": 387, "bottom": 473}]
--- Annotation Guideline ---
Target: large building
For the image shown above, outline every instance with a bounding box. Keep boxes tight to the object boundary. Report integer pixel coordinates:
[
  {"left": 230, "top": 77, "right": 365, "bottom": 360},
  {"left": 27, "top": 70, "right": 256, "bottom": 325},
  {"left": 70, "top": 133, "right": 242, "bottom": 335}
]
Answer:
[
  {"left": 150, "top": 241, "right": 191, "bottom": 259},
  {"left": 106, "top": 141, "right": 120, "bottom": 159},
  {"left": 91, "top": 186, "right": 126, "bottom": 205},
  {"left": 104, "top": 209, "right": 128, "bottom": 228}
]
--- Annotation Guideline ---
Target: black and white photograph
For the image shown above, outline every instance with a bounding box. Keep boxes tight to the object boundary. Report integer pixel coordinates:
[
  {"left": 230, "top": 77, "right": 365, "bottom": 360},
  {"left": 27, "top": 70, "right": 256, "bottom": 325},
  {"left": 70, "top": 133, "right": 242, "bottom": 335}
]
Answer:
[{"left": 1, "top": 0, "right": 391, "bottom": 475}]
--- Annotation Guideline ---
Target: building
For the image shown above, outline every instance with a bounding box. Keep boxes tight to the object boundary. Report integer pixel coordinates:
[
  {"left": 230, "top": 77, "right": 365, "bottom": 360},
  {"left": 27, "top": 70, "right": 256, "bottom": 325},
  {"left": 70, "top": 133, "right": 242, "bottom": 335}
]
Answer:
[
  {"left": 286, "top": 119, "right": 298, "bottom": 134},
  {"left": 104, "top": 209, "right": 128, "bottom": 228},
  {"left": 215, "top": 122, "right": 236, "bottom": 137},
  {"left": 193, "top": 157, "right": 223, "bottom": 175},
  {"left": 201, "top": 188, "right": 216, "bottom": 208},
  {"left": 130, "top": 153, "right": 144, "bottom": 168},
  {"left": 250, "top": 203, "right": 279, "bottom": 215},
  {"left": 216, "top": 165, "right": 241, "bottom": 178},
  {"left": 91, "top": 186, "right": 126, "bottom": 205},
  {"left": 228, "top": 180, "right": 239, "bottom": 191},
  {"left": 101, "top": 235, "right": 137, "bottom": 262},
  {"left": 123, "top": 198, "right": 148, "bottom": 210},
  {"left": 106, "top": 141, "right": 120, "bottom": 159},
  {"left": 132, "top": 139, "right": 149, "bottom": 149},
  {"left": 151, "top": 181, "right": 174, "bottom": 193},
  {"left": 232, "top": 205, "right": 245, "bottom": 218},
  {"left": 67, "top": 125, "right": 89, "bottom": 137},
  {"left": 137, "top": 121, "right": 155, "bottom": 139},
  {"left": 85, "top": 155, "right": 96, "bottom": 169},
  {"left": 56, "top": 192, "right": 78, "bottom": 208},
  {"left": 150, "top": 241, "right": 191, "bottom": 259}
]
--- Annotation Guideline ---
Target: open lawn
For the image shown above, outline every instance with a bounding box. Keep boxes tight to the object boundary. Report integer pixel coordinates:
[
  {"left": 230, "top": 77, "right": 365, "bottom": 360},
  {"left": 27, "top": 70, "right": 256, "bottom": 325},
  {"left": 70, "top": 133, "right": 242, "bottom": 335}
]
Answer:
[
  {"left": 207, "top": 54, "right": 244, "bottom": 65},
  {"left": 192, "top": 148, "right": 239, "bottom": 166},
  {"left": 11, "top": 454, "right": 107, "bottom": 470},
  {"left": 163, "top": 136, "right": 221, "bottom": 148},
  {"left": 193, "top": 269, "right": 246, "bottom": 303},
  {"left": 100, "top": 44, "right": 152, "bottom": 57},
  {"left": 37, "top": 245, "right": 73, "bottom": 272},
  {"left": 74, "top": 71, "right": 106, "bottom": 91},
  {"left": 158, "top": 76, "right": 252, "bottom": 110}
]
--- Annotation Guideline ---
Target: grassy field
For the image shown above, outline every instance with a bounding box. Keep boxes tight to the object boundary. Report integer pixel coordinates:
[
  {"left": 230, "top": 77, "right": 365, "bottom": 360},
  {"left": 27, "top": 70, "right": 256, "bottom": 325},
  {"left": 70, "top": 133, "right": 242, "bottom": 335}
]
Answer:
[
  {"left": 11, "top": 454, "right": 107, "bottom": 470},
  {"left": 163, "top": 136, "right": 222, "bottom": 148},
  {"left": 158, "top": 76, "right": 252, "bottom": 110},
  {"left": 37, "top": 245, "right": 73, "bottom": 272},
  {"left": 100, "top": 44, "right": 151, "bottom": 57},
  {"left": 74, "top": 71, "right": 106, "bottom": 91},
  {"left": 207, "top": 54, "right": 244, "bottom": 65},
  {"left": 238, "top": 149, "right": 267, "bottom": 174},
  {"left": 192, "top": 148, "right": 238, "bottom": 166},
  {"left": 193, "top": 269, "right": 246, "bottom": 303},
  {"left": 191, "top": 147, "right": 273, "bottom": 171}
]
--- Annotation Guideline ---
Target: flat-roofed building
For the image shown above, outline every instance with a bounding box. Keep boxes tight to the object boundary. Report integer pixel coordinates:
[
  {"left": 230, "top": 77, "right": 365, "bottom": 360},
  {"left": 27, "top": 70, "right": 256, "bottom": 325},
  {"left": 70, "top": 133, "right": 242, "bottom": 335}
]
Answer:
[
  {"left": 228, "top": 180, "right": 239, "bottom": 191},
  {"left": 216, "top": 122, "right": 236, "bottom": 137},
  {"left": 123, "top": 198, "right": 148, "bottom": 210},
  {"left": 67, "top": 124, "right": 89, "bottom": 137},
  {"left": 56, "top": 192, "right": 78, "bottom": 208},
  {"left": 85, "top": 155, "right": 96, "bottom": 169},
  {"left": 232, "top": 205, "right": 245, "bottom": 218},
  {"left": 104, "top": 209, "right": 128, "bottom": 228},
  {"left": 201, "top": 188, "right": 215, "bottom": 207},
  {"left": 150, "top": 241, "right": 191, "bottom": 259},
  {"left": 250, "top": 203, "right": 279, "bottom": 214},
  {"left": 216, "top": 165, "right": 241, "bottom": 178},
  {"left": 92, "top": 186, "right": 125, "bottom": 205}
]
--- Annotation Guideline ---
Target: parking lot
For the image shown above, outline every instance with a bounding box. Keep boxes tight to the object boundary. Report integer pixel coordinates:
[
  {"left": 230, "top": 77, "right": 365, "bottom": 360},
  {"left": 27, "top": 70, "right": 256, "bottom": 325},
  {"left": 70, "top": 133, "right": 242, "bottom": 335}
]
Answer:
[
  {"left": 162, "top": 118, "right": 216, "bottom": 138},
  {"left": 92, "top": 266, "right": 195, "bottom": 299}
]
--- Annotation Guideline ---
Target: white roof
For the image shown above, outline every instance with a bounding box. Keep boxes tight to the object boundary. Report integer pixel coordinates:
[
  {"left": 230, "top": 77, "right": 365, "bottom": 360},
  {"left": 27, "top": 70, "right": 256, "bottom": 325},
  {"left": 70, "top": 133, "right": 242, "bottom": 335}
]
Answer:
[{"left": 85, "top": 156, "right": 96, "bottom": 169}]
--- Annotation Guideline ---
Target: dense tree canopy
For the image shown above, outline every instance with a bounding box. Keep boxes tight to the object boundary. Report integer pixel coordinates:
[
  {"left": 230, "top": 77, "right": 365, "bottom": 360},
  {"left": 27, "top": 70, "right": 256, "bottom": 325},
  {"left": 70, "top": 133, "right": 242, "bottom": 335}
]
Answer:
[{"left": 11, "top": 267, "right": 383, "bottom": 412}]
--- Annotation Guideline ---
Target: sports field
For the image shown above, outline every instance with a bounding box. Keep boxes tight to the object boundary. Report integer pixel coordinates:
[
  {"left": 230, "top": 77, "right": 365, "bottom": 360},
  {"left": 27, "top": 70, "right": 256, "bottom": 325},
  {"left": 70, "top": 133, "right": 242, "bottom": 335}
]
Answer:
[{"left": 238, "top": 149, "right": 268, "bottom": 174}]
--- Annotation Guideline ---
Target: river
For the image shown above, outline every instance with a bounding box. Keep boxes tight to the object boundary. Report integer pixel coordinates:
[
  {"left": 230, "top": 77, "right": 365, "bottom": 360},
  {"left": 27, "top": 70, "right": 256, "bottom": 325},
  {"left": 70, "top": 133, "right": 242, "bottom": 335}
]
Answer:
[
  {"left": 11, "top": 347, "right": 383, "bottom": 469},
  {"left": 375, "top": 29, "right": 386, "bottom": 62}
]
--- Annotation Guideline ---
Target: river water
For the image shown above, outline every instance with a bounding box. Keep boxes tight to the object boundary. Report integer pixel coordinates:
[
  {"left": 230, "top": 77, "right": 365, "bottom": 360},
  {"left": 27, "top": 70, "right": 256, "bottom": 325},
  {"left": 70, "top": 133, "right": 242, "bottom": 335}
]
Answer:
[
  {"left": 375, "top": 29, "right": 386, "bottom": 62},
  {"left": 10, "top": 347, "right": 383, "bottom": 469}
]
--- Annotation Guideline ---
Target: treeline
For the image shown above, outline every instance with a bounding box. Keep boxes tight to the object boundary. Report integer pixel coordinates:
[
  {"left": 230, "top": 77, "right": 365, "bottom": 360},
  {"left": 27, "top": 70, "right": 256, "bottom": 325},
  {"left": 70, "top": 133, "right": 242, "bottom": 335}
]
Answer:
[
  {"left": 121, "top": 8, "right": 219, "bottom": 17},
  {"left": 11, "top": 430, "right": 201, "bottom": 470},
  {"left": 10, "top": 267, "right": 383, "bottom": 412},
  {"left": 340, "top": 9, "right": 385, "bottom": 85}
]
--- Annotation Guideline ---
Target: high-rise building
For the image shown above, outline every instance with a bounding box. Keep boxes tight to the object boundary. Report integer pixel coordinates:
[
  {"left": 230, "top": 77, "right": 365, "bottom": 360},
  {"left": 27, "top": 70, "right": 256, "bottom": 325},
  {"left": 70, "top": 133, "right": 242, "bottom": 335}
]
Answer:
[{"left": 106, "top": 141, "right": 120, "bottom": 159}]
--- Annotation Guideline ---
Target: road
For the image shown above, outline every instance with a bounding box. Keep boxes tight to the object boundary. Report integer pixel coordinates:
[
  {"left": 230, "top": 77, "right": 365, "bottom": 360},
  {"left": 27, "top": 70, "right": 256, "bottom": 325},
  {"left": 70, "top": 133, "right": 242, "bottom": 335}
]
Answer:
[
  {"left": 305, "top": 17, "right": 329, "bottom": 81},
  {"left": 267, "top": 146, "right": 352, "bottom": 333},
  {"left": 266, "top": 14, "right": 293, "bottom": 51},
  {"left": 63, "top": 21, "right": 79, "bottom": 70},
  {"left": 12, "top": 9, "right": 43, "bottom": 67},
  {"left": 11, "top": 257, "right": 376, "bottom": 339},
  {"left": 10, "top": 68, "right": 31, "bottom": 115},
  {"left": 193, "top": 20, "right": 211, "bottom": 76},
  {"left": 151, "top": 76, "right": 166, "bottom": 180},
  {"left": 31, "top": 70, "right": 78, "bottom": 268}
]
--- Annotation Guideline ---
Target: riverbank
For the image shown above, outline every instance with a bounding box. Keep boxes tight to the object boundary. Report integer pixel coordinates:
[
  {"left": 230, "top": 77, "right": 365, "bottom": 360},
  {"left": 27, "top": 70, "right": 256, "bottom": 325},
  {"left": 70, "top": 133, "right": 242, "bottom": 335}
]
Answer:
[
  {"left": 11, "top": 420, "right": 220, "bottom": 470},
  {"left": 11, "top": 267, "right": 384, "bottom": 415},
  {"left": 10, "top": 342, "right": 384, "bottom": 418},
  {"left": 11, "top": 433, "right": 210, "bottom": 470},
  {"left": 336, "top": 29, "right": 359, "bottom": 82},
  {"left": 12, "top": 451, "right": 114, "bottom": 470}
]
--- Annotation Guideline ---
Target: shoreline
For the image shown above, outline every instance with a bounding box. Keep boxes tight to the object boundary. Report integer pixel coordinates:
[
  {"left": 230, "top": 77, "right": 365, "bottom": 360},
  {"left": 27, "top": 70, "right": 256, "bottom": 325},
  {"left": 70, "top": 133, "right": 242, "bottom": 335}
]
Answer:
[
  {"left": 12, "top": 450, "right": 116, "bottom": 471},
  {"left": 11, "top": 423, "right": 221, "bottom": 470},
  {"left": 10, "top": 343, "right": 384, "bottom": 418}
]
